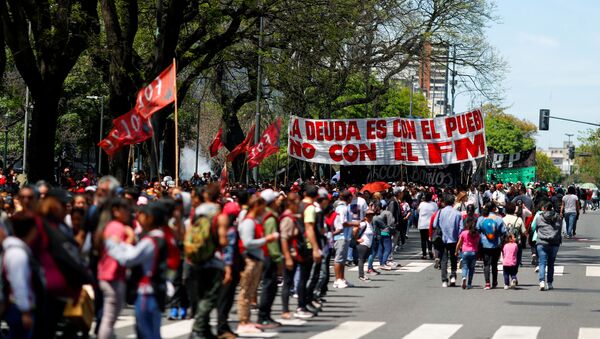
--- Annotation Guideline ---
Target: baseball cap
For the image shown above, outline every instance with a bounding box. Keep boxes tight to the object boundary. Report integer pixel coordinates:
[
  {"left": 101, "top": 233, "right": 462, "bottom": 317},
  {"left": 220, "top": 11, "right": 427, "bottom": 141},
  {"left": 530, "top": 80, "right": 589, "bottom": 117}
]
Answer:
[
  {"left": 348, "top": 187, "right": 357, "bottom": 195},
  {"left": 260, "top": 189, "right": 279, "bottom": 204}
]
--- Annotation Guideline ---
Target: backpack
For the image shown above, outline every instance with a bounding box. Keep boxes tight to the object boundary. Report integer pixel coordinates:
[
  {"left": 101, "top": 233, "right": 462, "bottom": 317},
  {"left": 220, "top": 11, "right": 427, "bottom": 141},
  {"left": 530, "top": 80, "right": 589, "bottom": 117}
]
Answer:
[
  {"left": 183, "top": 214, "right": 218, "bottom": 265},
  {"left": 279, "top": 212, "right": 309, "bottom": 262},
  {"left": 480, "top": 217, "right": 498, "bottom": 242},
  {"left": 504, "top": 216, "right": 522, "bottom": 240}
]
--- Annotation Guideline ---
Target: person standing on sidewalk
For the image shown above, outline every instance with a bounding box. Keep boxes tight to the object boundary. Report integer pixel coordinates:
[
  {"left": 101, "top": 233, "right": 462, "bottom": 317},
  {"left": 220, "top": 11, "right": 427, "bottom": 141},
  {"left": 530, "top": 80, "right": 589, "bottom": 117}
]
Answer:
[{"left": 432, "top": 194, "right": 463, "bottom": 287}]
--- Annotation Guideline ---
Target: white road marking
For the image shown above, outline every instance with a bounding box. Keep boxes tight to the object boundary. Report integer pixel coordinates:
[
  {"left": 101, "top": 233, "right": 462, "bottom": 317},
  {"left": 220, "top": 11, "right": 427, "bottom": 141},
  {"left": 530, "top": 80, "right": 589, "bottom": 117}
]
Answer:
[
  {"left": 402, "top": 324, "right": 462, "bottom": 339},
  {"left": 160, "top": 319, "right": 194, "bottom": 338},
  {"left": 589, "top": 245, "right": 600, "bottom": 249},
  {"left": 275, "top": 318, "right": 307, "bottom": 326},
  {"left": 586, "top": 266, "right": 600, "bottom": 277},
  {"left": 491, "top": 326, "right": 540, "bottom": 339},
  {"left": 396, "top": 262, "right": 433, "bottom": 273},
  {"left": 578, "top": 328, "right": 600, "bottom": 339},
  {"left": 309, "top": 321, "right": 385, "bottom": 339},
  {"left": 114, "top": 315, "right": 136, "bottom": 329}
]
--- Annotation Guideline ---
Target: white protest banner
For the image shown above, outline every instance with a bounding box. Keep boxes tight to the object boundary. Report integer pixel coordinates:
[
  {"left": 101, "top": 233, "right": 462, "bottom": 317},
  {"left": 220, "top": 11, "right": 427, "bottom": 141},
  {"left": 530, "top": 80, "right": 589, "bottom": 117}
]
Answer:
[{"left": 287, "top": 109, "right": 486, "bottom": 166}]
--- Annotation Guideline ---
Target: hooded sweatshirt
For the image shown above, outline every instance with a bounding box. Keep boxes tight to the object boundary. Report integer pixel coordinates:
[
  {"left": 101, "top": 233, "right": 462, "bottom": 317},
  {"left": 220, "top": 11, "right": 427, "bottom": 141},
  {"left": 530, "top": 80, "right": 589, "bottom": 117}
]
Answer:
[{"left": 535, "top": 210, "right": 562, "bottom": 246}]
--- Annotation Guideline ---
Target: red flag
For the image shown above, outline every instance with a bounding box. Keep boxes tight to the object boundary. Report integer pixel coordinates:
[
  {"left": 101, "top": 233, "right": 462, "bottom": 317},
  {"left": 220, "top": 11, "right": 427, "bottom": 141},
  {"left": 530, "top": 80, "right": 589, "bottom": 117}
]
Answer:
[
  {"left": 113, "top": 110, "right": 154, "bottom": 145},
  {"left": 98, "top": 127, "right": 124, "bottom": 157},
  {"left": 220, "top": 164, "right": 228, "bottom": 193},
  {"left": 247, "top": 118, "right": 281, "bottom": 169},
  {"left": 209, "top": 128, "right": 224, "bottom": 157},
  {"left": 226, "top": 125, "right": 255, "bottom": 162},
  {"left": 135, "top": 63, "right": 176, "bottom": 119}
]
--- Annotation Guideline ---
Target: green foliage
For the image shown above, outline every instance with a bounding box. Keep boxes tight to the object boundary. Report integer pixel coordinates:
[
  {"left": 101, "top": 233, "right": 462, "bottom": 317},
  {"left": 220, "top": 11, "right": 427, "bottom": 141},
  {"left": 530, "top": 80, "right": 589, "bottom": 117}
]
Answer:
[
  {"left": 536, "top": 152, "right": 562, "bottom": 183},
  {"left": 576, "top": 128, "right": 600, "bottom": 184},
  {"left": 483, "top": 104, "right": 537, "bottom": 153}
]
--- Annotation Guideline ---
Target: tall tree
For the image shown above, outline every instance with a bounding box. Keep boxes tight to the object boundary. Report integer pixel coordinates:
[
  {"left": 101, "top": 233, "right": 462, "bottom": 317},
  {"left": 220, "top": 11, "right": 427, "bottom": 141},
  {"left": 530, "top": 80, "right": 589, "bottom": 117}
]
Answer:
[
  {"left": 536, "top": 152, "right": 561, "bottom": 183},
  {"left": 0, "top": 0, "right": 99, "bottom": 182},
  {"left": 484, "top": 104, "right": 537, "bottom": 154},
  {"left": 576, "top": 128, "right": 600, "bottom": 183}
]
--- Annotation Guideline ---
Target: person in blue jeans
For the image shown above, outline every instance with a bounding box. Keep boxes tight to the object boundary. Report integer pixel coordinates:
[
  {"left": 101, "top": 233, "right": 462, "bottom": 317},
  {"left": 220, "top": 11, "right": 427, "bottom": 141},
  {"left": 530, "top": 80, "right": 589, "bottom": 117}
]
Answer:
[
  {"left": 560, "top": 186, "right": 580, "bottom": 238},
  {"left": 534, "top": 202, "right": 562, "bottom": 291},
  {"left": 107, "top": 203, "right": 169, "bottom": 339},
  {"left": 455, "top": 218, "right": 480, "bottom": 289}
]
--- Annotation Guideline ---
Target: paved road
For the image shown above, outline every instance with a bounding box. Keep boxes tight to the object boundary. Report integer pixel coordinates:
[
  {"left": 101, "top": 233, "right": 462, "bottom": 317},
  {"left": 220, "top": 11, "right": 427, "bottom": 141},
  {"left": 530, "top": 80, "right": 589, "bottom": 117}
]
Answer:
[{"left": 114, "top": 211, "right": 600, "bottom": 339}]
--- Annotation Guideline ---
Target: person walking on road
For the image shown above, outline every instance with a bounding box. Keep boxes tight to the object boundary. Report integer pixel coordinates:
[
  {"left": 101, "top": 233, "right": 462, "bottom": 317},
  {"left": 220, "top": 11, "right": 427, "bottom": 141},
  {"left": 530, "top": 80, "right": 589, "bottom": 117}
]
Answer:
[
  {"left": 356, "top": 209, "right": 375, "bottom": 282},
  {"left": 432, "top": 194, "right": 462, "bottom": 287},
  {"left": 561, "top": 186, "right": 580, "bottom": 239},
  {"left": 417, "top": 192, "right": 438, "bottom": 260},
  {"left": 455, "top": 217, "right": 479, "bottom": 289},
  {"left": 534, "top": 202, "right": 562, "bottom": 291},
  {"left": 476, "top": 202, "right": 507, "bottom": 290}
]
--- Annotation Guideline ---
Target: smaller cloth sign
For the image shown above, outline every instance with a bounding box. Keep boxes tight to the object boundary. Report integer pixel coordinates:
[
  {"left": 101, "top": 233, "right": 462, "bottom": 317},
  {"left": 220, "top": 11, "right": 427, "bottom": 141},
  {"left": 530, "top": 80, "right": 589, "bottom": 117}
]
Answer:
[
  {"left": 487, "top": 148, "right": 536, "bottom": 169},
  {"left": 486, "top": 166, "right": 536, "bottom": 183}
]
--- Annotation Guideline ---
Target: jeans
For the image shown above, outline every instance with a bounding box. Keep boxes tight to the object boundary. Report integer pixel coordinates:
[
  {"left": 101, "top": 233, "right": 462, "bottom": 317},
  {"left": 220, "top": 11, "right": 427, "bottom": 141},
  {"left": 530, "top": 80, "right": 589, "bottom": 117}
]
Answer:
[
  {"left": 306, "top": 257, "right": 321, "bottom": 303},
  {"left": 258, "top": 257, "right": 279, "bottom": 321},
  {"left": 98, "top": 280, "right": 125, "bottom": 339},
  {"left": 461, "top": 251, "right": 477, "bottom": 286},
  {"left": 537, "top": 244, "right": 560, "bottom": 283},
  {"left": 217, "top": 266, "right": 240, "bottom": 334},
  {"left": 282, "top": 259, "right": 312, "bottom": 313},
  {"left": 503, "top": 265, "right": 518, "bottom": 285},
  {"left": 482, "top": 247, "right": 501, "bottom": 285},
  {"left": 378, "top": 235, "right": 392, "bottom": 266},
  {"left": 440, "top": 243, "right": 457, "bottom": 282},
  {"left": 135, "top": 294, "right": 162, "bottom": 339},
  {"left": 564, "top": 212, "right": 577, "bottom": 236},
  {"left": 315, "top": 250, "right": 332, "bottom": 298},
  {"left": 356, "top": 244, "right": 370, "bottom": 278},
  {"left": 187, "top": 266, "right": 223, "bottom": 335},
  {"left": 419, "top": 229, "right": 432, "bottom": 257},
  {"left": 4, "top": 303, "right": 34, "bottom": 339},
  {"left": 367, "top": 237, "right": 380, "bottom": 270}
]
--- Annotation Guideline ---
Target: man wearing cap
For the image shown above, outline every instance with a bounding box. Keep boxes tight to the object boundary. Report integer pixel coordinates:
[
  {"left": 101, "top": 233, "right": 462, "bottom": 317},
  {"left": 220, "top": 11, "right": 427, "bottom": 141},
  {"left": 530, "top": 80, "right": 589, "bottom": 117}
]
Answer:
[{"left": 257, "top": 189, "right": 283, "bottom": 329}]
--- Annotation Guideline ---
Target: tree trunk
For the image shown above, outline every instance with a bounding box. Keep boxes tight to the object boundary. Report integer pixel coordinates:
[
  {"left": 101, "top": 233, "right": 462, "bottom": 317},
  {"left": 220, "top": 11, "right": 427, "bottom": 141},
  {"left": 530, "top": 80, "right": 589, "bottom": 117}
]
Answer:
[{"left": 27, "top": 91, "right": 61, "bottom": 183}]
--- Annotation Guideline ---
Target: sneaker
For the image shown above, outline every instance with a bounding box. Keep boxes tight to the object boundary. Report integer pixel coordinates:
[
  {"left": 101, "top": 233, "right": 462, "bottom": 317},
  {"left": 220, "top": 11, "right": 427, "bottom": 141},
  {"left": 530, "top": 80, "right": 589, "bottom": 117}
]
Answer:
[
  {"left": 311, "top": 300, "right": 323, "bottom": 310},
  {"left": 535, "top": 266, "right": 540, "bottom": 273},
  {"left": 450, "top": 277, "right": 456, "bottom": 287},
  {"left": 379, "top": 265, "right": 392, "bottom": 271},
  {"left": 305, "top": 304, "right": 320, "bottom": 315},
  {"left": 466, "top": 285, "right": 472, "bottom": 290},
  {"left": 484, "top": 283, "right": 491, "bottom": 290},
  {"left": 492, "top": 282, "right": 498, "bottom": 289},
  {"left": 179, "top": 307, "right": 187, "bottom": 320},
  {"left": 531, "top": 254, "right": 538, "bottom": 266},
  {"left": 386, "top": 261, "right": 398, "bottom": 268},
  {"left": 510, "top": 279, "right": 517, "bottom": 289},
  {"left": 504, "top": 285, "right": 509, "bottom": 290},
  {"left": 367, "top": 269, "right": 380, "bottom": 275},
  {"left": 168, "top": 307, "right": 178, "bottom": 320},
  {"left": 256, "top": 319, "right": 282, "bottom": 329},
  {"left": 292, "top": 293, "right": 298, "bottom": 299},
  {"left": 294, "top": 309, "right": 315, "bottom": 319},
  {"left": 539, "top": 281, "right": 546, "bottom": 291},
  {"left": 434, "top": 259, "right": 441, "bottom": 269},
  {"left": 359, "top": 276, "right": 371, "bottom": 282},
  {"left": 547, "top": 283, "right": 554, "bottom": 290},
  {"left": 461, "top": 278, "right": 467, "bottom": 290},
  {"left": 421, "top": 255, "right": 427, "bottom": 260},
  {"left": 333, "top": 279, "right": 348, "bottom": 289},
  {"left": 514, "top": 279, "right": 519, "bottom": 286},
  {"left": 237, "top": 324, "right": 263, "bottom": 334},
  {"left": 442, "top": 281, "right": 448, "bottom": 288}
]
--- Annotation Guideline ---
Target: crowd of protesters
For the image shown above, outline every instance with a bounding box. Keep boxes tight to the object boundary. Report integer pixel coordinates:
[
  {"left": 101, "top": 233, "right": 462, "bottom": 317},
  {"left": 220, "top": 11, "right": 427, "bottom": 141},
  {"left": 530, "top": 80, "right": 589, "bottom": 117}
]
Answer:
[{"left": 0, "top": 168, "right": 591, "bottom": 339}]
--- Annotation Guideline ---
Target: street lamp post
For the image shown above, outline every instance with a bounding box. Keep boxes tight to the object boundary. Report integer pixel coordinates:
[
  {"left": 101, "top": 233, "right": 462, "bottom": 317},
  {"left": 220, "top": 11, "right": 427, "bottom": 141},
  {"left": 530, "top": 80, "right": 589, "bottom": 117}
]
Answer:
[
  {"left": 86, "top": 95, "right": 104, "bottom": 175},
  {"left": 565, "top": 133, "right": 574, "bottom": 176}
]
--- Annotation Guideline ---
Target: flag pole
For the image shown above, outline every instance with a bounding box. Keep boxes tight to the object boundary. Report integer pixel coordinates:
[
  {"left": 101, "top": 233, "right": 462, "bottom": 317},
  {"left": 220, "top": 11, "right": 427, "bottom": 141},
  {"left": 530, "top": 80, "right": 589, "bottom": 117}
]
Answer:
[{"left": 173, "top": 58, "right": 180, "bottom": 186}]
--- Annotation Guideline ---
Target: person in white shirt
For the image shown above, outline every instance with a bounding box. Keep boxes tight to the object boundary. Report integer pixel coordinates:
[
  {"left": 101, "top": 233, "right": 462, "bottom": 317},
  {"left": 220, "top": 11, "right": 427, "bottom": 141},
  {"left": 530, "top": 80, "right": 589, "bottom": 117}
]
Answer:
[
  {"left": 492, "top": 184, "right": 507, "bottom": 214},
  {"left": 356, "top": 209, "right": 375, "bottom": 282},
  {"left": 417, "top": 192, "right": 438, "bottom": 259}
]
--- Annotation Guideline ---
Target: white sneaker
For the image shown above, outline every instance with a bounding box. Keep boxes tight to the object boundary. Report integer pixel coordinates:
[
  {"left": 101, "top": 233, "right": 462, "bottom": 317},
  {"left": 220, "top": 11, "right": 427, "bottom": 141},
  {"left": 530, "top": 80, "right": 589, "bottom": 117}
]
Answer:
[
  {"left": 237, "top": 324, "right": 263, "bottom": 334},
  {"left": 535, "top": 266, "right": 539, "bottom": 272},
  {"left": 510, "top": 279, "right": 517, "bottom": 289},
  {"left": 332, "top": 279, "right": 342, "bottom": 288},
  {"left": 504, "top": 285, "right": 509, "bottom": 290},
  {"left": 450, "top": 277, "right": 456, "bottom": 286},
  {"left": 335, "top": 280, "right": 348, "bottom": 289},
  {"left": 539, "top": 281, "right": 546, "bottom": 291},
  {"left": 442, "top": 281, "right": 448, "bottom": 288}
]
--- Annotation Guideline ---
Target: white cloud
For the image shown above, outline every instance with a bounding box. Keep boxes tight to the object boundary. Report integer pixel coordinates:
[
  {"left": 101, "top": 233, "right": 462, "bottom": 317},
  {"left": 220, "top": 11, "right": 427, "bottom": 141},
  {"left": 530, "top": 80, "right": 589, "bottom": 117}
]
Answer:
[{"left": 518, "top": 33, "right": 560, "bottom": 48}]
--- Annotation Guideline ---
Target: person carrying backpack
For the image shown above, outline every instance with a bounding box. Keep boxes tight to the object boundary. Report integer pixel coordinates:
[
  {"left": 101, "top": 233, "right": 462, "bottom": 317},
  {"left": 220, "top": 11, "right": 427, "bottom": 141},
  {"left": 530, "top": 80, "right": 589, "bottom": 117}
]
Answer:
[
  {"left": 236, "top": 195, "right": 279, "bottom": 334},
  {"left": 432, "top": 194, "right": 463, "bottom": 287},
  {"left": 476, "top": 202, "right": 507, "bottom": 290},
  {"left": 533, "top": 202, "right": 562, "bottom": 291},
  {"left": 503, "top": 202, "right": 526, "bottom": 277},
  {"left": 106, "top": 202, "right": 169, "bottom": 339}
]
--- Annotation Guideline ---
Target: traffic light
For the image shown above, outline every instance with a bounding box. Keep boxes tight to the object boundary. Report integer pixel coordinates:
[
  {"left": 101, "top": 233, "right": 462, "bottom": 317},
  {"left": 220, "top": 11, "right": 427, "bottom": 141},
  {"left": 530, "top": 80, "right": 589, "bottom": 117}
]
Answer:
[
  {"left": 539, "top": 109, "right": 550, "bottom": 130},
  {"left": 568, "top": 145, "right": 575, "bottom": 160}
]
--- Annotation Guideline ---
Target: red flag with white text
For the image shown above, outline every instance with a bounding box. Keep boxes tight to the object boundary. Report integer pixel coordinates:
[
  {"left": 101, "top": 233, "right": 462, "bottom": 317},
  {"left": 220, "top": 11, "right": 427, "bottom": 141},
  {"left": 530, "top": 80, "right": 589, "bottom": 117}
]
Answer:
[
  {"left": 113, "top": 110, "right": 154, "bottom": 145},
  {"left": 135, "top": 63, "right": 176, "bottom": 119},
  {"left": 99, "top": 127, "right": 124, "bottom": 157},
  {"left": 247, "top": 118, "right": 281, "bottom": 169},
  {"left": 226, "top": 125, "right": 255, "bottom": 162},
  {"left": 209, "top": 128, "right": 224, "bottom": 157}
]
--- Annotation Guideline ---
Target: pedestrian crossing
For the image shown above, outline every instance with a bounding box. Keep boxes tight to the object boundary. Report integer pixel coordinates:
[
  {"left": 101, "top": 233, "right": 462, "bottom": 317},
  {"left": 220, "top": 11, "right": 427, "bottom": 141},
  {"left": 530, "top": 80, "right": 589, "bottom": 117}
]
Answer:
[
  {"left": 308, "top": 321, "right": 385, "bottom": 339},
  {"left": 347, "top": 262, "right": 432, "bottom": 272},
  {"left": 401, "top": 324, "right": 600, "bottom": 339}
]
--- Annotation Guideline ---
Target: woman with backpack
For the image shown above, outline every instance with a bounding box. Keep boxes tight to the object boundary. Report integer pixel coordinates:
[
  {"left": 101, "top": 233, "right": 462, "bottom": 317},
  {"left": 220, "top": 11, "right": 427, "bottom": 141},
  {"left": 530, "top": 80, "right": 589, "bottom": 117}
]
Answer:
[
  {"left": 356, "top": 208, "right": 375, "bottom": 282},
  {"left": 97, "top": 198, "right": 133, "bottom": 339},
  {"left": 502, "top": 202, "right": 526, "bottom": 280},
  {"left": 533, "top": 202, "right": 562, "bottom": 291},
  {"left": 476, "top": 202, "right": 507, "bottom": 290}
]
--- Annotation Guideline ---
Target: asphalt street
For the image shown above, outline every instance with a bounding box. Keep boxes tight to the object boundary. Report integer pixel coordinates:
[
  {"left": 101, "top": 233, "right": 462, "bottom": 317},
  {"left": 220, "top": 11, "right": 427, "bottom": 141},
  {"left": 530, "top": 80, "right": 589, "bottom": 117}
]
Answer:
[{"left": 114, "top": 211, "right": 600, "bottom": 339}]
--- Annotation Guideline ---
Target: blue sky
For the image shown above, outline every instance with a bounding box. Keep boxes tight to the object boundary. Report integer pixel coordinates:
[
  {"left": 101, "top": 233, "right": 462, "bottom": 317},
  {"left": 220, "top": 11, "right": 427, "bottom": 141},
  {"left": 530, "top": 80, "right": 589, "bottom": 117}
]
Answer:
[{"left": 457, "top": 0, "right": 600, "bottom": 148}]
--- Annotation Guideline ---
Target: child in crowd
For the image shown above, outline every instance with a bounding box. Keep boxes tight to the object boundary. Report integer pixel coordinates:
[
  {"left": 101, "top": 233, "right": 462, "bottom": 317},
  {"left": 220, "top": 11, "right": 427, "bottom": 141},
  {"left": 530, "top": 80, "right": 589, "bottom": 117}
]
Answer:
[
  {"left": 502, "top": 234, "right": 519, "bottom": 289},
  {"left": 455, "top": 218, "right": 480, "bottom": 289}
]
